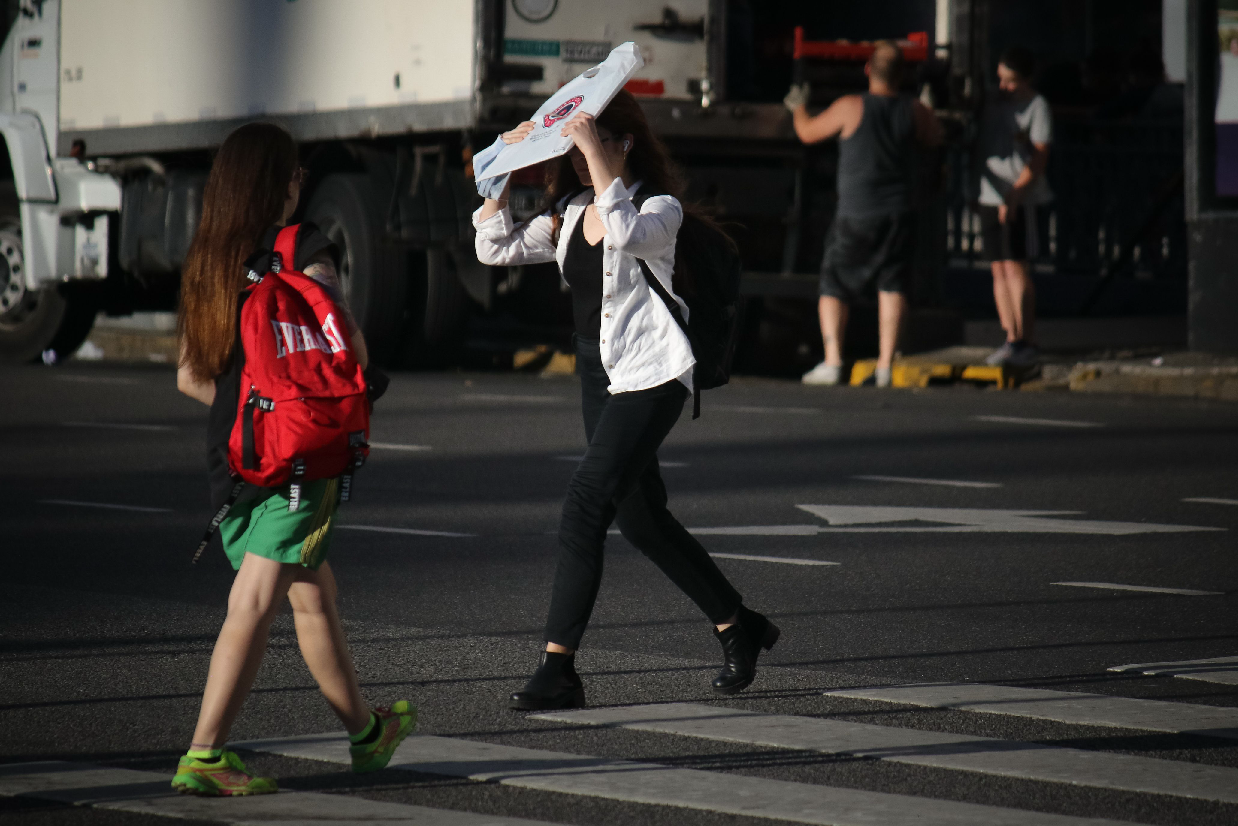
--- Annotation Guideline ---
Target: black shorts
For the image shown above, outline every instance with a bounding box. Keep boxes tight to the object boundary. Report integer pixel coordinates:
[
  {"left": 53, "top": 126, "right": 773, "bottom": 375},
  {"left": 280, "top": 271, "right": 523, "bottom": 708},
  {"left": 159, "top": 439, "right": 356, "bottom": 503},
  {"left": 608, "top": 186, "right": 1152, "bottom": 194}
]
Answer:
[
  {"left": 979, "top": 204, "right": 1039, "bottom": 262},
  {"left": 818, "top": 212, "right": 913, "bottom": 301}
]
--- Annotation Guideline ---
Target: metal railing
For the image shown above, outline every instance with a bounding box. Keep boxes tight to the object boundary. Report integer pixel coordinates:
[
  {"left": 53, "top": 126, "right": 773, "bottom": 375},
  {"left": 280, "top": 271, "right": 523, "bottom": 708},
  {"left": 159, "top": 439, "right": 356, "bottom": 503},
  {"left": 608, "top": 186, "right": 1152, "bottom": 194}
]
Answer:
[{"left": 944, "top": 118, "right": 1186, "bottom": 282}]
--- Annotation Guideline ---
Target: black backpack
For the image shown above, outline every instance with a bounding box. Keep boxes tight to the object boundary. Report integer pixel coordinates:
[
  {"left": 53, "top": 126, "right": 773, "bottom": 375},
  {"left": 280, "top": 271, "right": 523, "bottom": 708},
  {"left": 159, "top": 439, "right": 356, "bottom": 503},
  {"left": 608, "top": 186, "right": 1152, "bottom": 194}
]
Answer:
[{"left": 632, "top": 192, "right": 742, "bottom": 418}]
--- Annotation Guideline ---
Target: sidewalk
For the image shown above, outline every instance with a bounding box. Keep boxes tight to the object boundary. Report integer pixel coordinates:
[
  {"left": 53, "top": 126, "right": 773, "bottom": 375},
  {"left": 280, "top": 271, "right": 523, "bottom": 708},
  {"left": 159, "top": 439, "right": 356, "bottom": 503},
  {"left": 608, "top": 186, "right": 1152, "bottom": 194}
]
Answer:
[
  {"left": 73, "top": 312, "right": 178, "bottom": 365},
  {"left": 1035, "top": 351, "right": 1238, "bottom": 401}
]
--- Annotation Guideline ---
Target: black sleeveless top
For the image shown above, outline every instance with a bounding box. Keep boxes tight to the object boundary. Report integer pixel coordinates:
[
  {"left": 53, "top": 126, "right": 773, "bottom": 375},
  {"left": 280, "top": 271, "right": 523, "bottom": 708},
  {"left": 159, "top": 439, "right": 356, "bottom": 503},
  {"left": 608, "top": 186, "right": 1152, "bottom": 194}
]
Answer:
[
  {"left": 561, "top": 213, "right": 604, "bottom": 337},
  {"left": 836, "top": 93, "right": 916, "bottom": 218}
]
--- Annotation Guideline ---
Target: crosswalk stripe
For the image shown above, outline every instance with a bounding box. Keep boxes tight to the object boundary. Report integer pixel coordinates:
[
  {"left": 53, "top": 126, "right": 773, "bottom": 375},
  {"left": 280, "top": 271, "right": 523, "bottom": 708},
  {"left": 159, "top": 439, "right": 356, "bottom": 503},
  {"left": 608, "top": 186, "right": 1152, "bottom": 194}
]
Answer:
[
  {"left": 237, "top": 732, "right": 1132, "bottom": 826},
  {"left": 823, "top": 683, "right": 1238, "bottom": 739},
  {"left": 1109, "top": 656, "right": 1238, "bottom": 686},
  {"left": 0, "top": 760, "right": 560, "bottom": 825},
  {"left": 534, "top": 702, "right": 1238, "bottom": 804}
]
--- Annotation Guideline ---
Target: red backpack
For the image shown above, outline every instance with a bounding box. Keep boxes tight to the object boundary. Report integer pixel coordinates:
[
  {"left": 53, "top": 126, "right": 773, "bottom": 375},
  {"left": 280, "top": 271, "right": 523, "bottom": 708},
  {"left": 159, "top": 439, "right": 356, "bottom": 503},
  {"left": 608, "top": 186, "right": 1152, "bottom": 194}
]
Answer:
[{"left": 192, "top": 224, "right": 369, "bottom": 563}]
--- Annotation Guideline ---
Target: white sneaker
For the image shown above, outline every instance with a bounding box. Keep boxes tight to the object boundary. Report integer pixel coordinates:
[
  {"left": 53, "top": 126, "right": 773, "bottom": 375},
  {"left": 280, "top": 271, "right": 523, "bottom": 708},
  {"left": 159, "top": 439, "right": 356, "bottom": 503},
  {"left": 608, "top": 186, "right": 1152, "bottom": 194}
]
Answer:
[
  {"left": 802, "top": 362, "right": 843, "bottom": 385},
  {"left": 874, "top": 367, "right": 892, "bottom": 388},
  {"left": 984, "top": 342, "right": 1015, "bottom": 365}
]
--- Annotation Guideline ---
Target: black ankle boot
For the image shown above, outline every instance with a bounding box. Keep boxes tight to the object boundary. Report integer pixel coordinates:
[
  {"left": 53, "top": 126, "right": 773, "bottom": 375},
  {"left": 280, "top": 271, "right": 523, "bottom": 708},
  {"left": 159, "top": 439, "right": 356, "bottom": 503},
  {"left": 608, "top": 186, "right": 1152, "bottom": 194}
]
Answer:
[
  {"left": 509, "top": 651, "right": 586, "bottom": 710},
  {"left": 712, "top": 605, "right": 780, "bottom": 695}
]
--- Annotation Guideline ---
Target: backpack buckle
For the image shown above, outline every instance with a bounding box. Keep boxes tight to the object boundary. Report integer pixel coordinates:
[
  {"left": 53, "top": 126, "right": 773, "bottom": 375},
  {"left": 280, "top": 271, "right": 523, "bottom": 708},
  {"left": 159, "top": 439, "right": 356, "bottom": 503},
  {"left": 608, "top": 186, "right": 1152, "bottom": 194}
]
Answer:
[{"left": 246, "top": 268, "right": 263, "bottom": 283}]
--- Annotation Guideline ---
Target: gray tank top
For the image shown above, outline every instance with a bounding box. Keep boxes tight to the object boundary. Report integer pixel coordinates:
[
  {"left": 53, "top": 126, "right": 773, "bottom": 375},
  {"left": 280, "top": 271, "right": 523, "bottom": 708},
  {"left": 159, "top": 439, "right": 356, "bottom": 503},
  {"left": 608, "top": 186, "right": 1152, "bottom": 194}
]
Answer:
[{"left": 836, "top": 93, "right": 916, "bottom": 218}]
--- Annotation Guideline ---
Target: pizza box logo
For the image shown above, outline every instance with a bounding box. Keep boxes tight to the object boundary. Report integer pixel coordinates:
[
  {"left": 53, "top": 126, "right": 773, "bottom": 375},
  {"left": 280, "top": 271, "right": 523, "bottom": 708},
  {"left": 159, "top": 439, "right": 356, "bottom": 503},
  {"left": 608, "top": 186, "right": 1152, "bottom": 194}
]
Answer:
[{"left": 543, "top": 95, "right": 584, "bottom": 128}]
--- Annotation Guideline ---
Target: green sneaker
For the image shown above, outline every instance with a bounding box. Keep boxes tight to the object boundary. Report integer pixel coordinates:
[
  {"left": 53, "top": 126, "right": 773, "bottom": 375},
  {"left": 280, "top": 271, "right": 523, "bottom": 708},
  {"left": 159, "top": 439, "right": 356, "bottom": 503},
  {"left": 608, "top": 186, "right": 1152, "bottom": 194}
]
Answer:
[
  {"left": 350, "top": 700, "right": 417, "bottom": 773},
  {"left": 171, "top": 750, "right": 277, "bottom": 796}
]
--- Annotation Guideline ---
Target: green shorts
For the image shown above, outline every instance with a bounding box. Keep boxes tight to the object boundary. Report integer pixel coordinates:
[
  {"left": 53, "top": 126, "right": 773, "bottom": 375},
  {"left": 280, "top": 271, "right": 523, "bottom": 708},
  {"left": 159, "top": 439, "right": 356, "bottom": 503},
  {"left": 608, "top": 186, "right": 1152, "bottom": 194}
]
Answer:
[{"left": 218, "top": 478, "right": 341, "bottom": 571}]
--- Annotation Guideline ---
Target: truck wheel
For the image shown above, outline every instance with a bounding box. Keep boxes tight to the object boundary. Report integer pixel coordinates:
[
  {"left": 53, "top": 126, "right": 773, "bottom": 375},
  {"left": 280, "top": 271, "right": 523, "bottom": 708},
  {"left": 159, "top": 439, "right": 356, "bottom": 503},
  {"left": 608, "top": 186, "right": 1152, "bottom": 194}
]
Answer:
[
  {"left": 0, "top": 180, "right": 100, "bottom": 363},
  {"left": 398, "top": 246, "right": 468, "bottom": 367},
  {"left": 302, "top": 174, "right": 407, "bottom": 365}
]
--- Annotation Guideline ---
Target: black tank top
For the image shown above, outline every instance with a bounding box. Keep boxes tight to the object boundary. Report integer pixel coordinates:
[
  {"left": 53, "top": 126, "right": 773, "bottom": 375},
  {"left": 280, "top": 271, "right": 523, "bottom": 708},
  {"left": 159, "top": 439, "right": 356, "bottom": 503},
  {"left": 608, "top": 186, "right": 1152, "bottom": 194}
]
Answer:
[
  {"left": 562, "top": 213, "right": 604, "bottom": 337},
  {"left": 836, "top": 93, "right": 916, "bottom": 218}
]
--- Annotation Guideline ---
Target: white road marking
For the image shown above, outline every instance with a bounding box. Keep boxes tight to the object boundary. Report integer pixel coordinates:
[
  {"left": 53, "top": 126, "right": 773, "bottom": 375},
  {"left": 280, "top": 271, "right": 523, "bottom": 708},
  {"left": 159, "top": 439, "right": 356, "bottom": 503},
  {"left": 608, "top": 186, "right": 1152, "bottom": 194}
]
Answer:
[
  {"left": 0, "top": 761, "right": 557, "bottom": 825},
  {"left": 823, "top": 682, "right": 1238, "bottom": 739},
  {"left": 691, "top": 524, "right": 823, "bottom": 536},
  {"left": 1109, "top": 656, "right": 1238, "bottom": 687},
  {"left": 711, "top": 404, "right": 821, "bottom": 414},
  {"left": 238, "top": 732, "right": 1130, "bottom": 826},
  {"left": 460, "top": 393, "right": 565, "bottom": 403},
  {"left": 555, "top": 455, "right": 687, "bottom": 467},
  {"left": 690, "top": 505, "right": 1222, "bottom": 536},
  {"left": 1182, "top": 497, "right": 1238, "bottom": 506},
  {"left": 52, "top": 375, "right": 143, "bottom": 386},
  {"left": 854, "top": 475, "right": 1002, "bottom": 489},
  {"left": 369, "top": 441, "right": 433, "bottom": 451},
  {"left": 337, "top": 524, "right": 476, "bottom": 538},
  {"left": 39, "top": 499, "right": 171, "bottom": 513},
  {"left": 62, "top": 421, "right": 177, "bottom": 432},
  {"left": 709, "top": 552, "right": 838, "bottom": 566},
  {"left": 973, "top": 415, "right": 1104, "bottom": 428},
  {"left": 537, "top": 702, "right": 1238, "bottom": 804},
  {"left": 1053, "top": 581, "right": 1224, "bottom": 596}
]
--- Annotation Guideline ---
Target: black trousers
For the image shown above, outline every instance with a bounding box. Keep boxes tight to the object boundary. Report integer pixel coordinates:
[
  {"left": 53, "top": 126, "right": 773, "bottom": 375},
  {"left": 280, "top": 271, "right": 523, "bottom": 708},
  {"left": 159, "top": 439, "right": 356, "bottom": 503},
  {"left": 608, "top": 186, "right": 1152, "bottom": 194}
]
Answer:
[{"left": 543, "top": 337, "right": 743, "bottom": 649}]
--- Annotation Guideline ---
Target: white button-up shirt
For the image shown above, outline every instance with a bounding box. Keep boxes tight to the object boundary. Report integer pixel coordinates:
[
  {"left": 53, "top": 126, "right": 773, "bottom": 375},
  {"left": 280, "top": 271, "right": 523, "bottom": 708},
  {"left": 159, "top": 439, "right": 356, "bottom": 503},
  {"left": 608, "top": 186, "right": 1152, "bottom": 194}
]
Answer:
[{"left": 473, "top": 178, "right": 694, "bottom": 394}]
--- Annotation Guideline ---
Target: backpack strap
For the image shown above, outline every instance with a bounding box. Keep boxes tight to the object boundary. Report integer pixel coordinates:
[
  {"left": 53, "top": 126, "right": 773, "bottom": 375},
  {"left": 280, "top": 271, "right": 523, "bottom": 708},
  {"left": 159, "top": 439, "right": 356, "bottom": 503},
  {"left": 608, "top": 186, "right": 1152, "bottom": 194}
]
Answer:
[
  {"left": 272, "top": 224, "right": 301, "bottom": 274},
  {"left": 634, "top": 257, "right": 701, "bottom": 420},
  {"left": 191, "top": 479, "right": 246, "bottom": 564}
]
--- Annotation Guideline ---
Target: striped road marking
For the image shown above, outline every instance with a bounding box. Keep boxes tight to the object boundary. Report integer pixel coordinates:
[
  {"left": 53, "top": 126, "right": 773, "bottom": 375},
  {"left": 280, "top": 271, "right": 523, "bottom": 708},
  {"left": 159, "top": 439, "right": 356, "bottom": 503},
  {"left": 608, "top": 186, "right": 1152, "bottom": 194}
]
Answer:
[
  {"left": 460, "top": 393, "right": 566, "bottom": 403},
  {"left": 369, "top": 442, "right": 433, "bottom": 451},
  {"left": 1053, "top": 581, "right": 1224, "bottom": 597},
  {"left": 1182, "top": 497, "right": 1238, "bottom": 506},
  {"left": 823, "top": 683, "right": 1238, "bottom": 739},
  {"left": 853, "top": 475, "right": 1002, "bottom": 489},
  {"left": 1109, "top": 656, "right": 1238, "bottom": 686},
  {"left": 61, "top": 421, "right": 177, "bottom": 432},
  {"left": 536, "top": 702, "right": 1238, "bottom": 803},
  {"left": 973, "top": 415, "right": 1104, "bottom": 428},
  {"left": 711, "top": 404, "right": 821, "bottom": 414},
  {"left": 53, "top": 375, "right": 144, "bottom": 385},
  {"left": 237, "top": 732, "right": 1131, "bottom": 826},
  {"left": 710, "top": 552, "right": 838, "bottom": 566},
  {"left": 337, "top": 524, "right": 476, "bottom": 538},
  {"left": 39, "top": 499, "right": 172, "bottom": 513},
  {"left": 0, "top": 761, "right": 559, "bottom": 825},
  {"left": 688, "top": 506, "right": 1223, "bottom": 536},
  {"left": 556, "top": 455, "right": 687, "bottom": 467}
]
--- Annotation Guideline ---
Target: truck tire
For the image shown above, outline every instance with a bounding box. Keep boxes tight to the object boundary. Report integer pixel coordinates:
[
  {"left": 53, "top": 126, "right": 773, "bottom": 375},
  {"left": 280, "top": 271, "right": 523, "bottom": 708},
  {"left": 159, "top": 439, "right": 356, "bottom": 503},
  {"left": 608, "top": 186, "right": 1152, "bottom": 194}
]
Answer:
[
  {"left": 302, "top": 174, "right": 407, "bottom": 365},
  {"left": 0, "top": 183, "right": 97, "bottom": 363},
  {"left": 397, "top": 246, "right": 468, "bottom": 367}
]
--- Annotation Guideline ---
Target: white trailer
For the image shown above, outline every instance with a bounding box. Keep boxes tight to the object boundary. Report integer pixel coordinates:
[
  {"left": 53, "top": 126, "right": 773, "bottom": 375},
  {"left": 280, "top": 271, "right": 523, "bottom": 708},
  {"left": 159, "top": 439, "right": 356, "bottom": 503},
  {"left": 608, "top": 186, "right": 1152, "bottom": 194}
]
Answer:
[{"left": 0, "top": 0, "right": 842, "bottom": 364}]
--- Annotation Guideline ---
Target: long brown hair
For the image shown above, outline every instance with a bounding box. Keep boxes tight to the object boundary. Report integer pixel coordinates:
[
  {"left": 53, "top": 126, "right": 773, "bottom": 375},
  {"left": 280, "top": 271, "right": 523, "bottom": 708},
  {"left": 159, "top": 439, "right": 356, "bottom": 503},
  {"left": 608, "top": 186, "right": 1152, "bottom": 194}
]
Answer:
[
  {"left": 178, "top": 122, "right": 298, "bottom": 381},
  {"left": 541, "top": 90, "right": 686, "bottom": 214}
]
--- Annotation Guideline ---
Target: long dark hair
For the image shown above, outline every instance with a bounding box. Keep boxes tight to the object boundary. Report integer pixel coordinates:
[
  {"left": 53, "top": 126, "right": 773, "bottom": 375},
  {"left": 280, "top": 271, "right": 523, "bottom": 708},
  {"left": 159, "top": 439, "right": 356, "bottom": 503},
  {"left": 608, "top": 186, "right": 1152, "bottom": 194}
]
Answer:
[
  {"left": 541, "top": 90, "right": 686, "bottom": 214},
  {"left": 179, "top": 123, "right": 298, "bottom": 381}
]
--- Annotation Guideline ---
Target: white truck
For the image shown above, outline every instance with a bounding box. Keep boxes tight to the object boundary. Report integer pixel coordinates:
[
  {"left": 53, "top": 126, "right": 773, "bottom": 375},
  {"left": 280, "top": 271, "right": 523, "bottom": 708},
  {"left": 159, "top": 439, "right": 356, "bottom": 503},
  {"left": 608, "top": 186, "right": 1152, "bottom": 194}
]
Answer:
[{"left": 0, "top": 0, "right": 958, "bottom": 366}]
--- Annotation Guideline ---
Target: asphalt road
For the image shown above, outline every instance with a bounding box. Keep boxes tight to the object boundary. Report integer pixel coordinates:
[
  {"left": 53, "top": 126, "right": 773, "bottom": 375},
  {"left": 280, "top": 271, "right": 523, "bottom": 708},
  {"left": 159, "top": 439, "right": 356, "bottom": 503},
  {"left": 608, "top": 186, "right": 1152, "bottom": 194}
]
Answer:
[{"left": 2, "top": 362, "right": 1236, "bottom": 826}]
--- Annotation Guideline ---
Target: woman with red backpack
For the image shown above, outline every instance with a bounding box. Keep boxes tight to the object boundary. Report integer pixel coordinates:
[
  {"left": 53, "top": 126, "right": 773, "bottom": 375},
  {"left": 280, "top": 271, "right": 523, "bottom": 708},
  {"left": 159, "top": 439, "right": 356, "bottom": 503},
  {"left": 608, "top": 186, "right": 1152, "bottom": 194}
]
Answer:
[
  {"left": 475, "top": 91, "right": 780, "bottom": 710},
  {"left": 173, "top": 122, "right": 413, "bottom": 795}
]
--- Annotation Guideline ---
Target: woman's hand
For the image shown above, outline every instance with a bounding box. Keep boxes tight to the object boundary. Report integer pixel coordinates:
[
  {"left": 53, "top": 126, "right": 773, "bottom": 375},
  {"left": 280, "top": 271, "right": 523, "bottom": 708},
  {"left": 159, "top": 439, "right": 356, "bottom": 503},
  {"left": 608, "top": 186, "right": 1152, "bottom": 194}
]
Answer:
[
  {"left": 561, "top": 112, "right": 618, "bottom": 194},
  {"left": 503, "top": 121, "right": 536, "bottom": 144},
  {"left": 560, "top": 112, "right": 604, "bottom": 158}
]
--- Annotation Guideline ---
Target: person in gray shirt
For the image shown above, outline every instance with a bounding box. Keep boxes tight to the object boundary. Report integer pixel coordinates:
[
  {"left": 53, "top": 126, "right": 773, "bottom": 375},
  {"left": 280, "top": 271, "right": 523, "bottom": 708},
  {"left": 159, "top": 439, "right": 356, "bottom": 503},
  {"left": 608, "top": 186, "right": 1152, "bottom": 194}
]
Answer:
[
  {"left": 786, "top": 41, "right": 942, "bottom": 387},
  {"left": 977, "top": 46, "right": 1052, "bottom": 368}
]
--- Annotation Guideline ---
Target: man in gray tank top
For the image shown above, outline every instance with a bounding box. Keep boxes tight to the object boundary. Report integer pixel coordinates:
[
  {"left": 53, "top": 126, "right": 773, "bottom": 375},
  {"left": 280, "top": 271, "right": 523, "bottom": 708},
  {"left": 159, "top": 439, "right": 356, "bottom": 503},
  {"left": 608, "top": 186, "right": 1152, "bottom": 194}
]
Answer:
[{"left": 785, "top": 41, "right": 942, "bottom": 387}]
